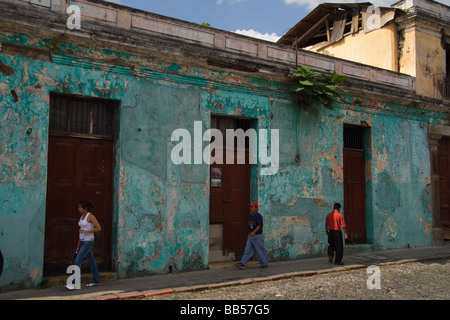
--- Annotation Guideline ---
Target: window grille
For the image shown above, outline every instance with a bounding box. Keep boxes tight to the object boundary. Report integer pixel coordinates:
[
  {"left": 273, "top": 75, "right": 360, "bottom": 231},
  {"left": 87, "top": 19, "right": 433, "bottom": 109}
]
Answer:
[
  {"left": 50, "top": 94, "right": 115, "bottom": 138},
  {"left": 344, "top": 125, "right": 364, "bottom": 149}
]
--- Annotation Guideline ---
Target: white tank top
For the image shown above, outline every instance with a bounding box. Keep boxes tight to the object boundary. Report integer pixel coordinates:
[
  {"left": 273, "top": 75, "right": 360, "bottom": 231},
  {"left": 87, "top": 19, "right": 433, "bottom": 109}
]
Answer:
[{"left": 79, "top": 212, "right": 95, "bottom": 241}]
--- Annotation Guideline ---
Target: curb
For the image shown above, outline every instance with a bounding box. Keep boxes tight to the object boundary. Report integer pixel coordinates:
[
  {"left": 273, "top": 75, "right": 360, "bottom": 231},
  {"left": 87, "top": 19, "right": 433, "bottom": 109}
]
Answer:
[
  {"left": 96, "top": 289, "right": 175, "bottom": 300},
  {"left": 95, "top": 255, "right": 450, "bottom": 300},
  {"left": 94, "top": 263, "right": 373, "bottom": 300}
]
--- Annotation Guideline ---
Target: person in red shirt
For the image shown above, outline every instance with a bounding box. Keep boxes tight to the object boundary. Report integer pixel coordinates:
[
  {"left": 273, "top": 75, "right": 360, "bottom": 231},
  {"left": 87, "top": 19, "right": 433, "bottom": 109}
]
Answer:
[{"left": 325, "top": 203, "right": 348, "bottom": 265}]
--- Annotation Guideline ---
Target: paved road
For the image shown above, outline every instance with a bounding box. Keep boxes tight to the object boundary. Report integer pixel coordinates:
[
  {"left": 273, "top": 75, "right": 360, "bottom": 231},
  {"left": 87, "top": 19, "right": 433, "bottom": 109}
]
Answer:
[{"left": 146, "top": 259, "right": 450, "bottom": 300}]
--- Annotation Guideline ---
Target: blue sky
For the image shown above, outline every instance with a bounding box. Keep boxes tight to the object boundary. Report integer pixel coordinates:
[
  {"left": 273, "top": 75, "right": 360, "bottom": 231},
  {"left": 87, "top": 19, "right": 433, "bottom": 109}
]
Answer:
[{"left": 108, "top": 0, "right": 450, "bottom": 42}]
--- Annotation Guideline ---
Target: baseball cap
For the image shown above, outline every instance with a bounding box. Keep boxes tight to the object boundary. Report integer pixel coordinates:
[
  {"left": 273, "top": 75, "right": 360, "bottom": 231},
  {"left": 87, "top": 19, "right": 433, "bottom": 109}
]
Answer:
[{"left": 249, "top": 202, "right": 258, "bottom": 208}]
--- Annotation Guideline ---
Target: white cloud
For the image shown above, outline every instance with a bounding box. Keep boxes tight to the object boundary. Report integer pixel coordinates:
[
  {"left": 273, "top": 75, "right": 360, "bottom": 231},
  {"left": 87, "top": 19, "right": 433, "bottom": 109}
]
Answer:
[
  {"left": 217, "top": 0, "right": 245, "bottom": 4},
  {"left": 234, "top": 29, "right": 281, "bottom": 42}
]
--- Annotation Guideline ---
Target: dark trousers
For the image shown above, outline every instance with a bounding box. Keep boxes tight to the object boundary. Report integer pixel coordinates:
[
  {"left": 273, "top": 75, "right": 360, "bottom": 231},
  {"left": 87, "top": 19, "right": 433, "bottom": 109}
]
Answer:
[{"left": 328, "top": 230, "right": 344, "bottom": 263}]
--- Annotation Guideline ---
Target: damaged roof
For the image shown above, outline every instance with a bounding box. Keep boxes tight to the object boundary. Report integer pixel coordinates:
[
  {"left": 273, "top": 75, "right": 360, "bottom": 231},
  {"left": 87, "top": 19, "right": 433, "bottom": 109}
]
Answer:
[{"left": 277, "top": 2, "right": 403, "bottom": 48}]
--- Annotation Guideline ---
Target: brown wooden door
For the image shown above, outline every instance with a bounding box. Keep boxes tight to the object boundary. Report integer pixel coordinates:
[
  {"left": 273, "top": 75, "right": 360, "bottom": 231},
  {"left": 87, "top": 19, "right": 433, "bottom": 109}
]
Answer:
[
  {"left": 438, "top": 137, "right": 450, "bottom": 228},
  {"left": 343, "top": 148, "right": 367, "bottom": 243},
  {"left": 209, "top": 116, "right": 252, "bottom": 260},
  {"left": 210, "top": 147, "right": 250, "bottom": 259},
  {"left": 44, "top": 136, "right": 113, "bottom": 273},
  {"left": 44, "top": 94, "right": 115, "bottom": 274}
]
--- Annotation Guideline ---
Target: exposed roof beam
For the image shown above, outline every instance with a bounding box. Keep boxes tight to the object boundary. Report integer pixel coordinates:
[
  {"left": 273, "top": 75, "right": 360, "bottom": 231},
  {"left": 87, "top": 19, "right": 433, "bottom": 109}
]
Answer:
[{"left": 292, "top": 13, "right": 331, "bottom": 47}]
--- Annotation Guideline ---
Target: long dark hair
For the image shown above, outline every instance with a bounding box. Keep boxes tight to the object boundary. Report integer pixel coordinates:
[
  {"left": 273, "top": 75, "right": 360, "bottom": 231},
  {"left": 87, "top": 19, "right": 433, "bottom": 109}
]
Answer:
[{"left": 79, "top": 200, "right": 94, "bottom": 211}]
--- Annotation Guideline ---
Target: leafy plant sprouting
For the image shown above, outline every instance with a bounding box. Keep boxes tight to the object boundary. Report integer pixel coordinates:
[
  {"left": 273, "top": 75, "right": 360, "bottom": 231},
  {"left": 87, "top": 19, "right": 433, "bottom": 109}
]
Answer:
[{"left": 292, "top": 65, "right": 347, "bottom": 110}]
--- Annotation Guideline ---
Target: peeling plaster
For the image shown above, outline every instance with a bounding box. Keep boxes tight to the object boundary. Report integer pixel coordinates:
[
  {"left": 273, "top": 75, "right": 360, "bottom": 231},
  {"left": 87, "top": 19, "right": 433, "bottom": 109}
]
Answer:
[{"left": 0, "top": 30, "right": 439, "bottom": 289}]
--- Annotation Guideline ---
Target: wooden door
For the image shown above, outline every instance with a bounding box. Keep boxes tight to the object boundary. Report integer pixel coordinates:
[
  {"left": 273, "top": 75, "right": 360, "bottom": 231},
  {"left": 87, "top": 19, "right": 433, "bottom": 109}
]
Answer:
[
  {"left": 45, "top": 137, "right": 112, "bottom": 271},
  {"left": 344, "top": 149, "right": 366, "bottom": 243},
  {"left": 209, "top": 116, "right": 252, "bottom": 259},
  {"left": 44, "top": 94, "right": 115, "bottom": 274},
  {"left": 210, "top": 147, "right": 250, "bottom": 258},
  {"left": 438, "top": 137, "right": 450, "bottom": 228},
  {"left": 343, "top": 126, "right": 367, "bottom": 244}
]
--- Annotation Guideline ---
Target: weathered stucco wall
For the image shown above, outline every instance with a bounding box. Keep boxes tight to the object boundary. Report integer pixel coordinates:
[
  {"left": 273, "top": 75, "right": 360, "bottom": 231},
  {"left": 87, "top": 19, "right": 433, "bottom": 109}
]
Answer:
[
  {"left": 399, "top": 27, "right": 446, "bottom": 97},
  {"left": 0, "top": 31, "right": 288, "bottom": 287},
  {"left": 414, "top": 30, "right": 446, "bottom": 98},
  {"left": 262, "top": 96, "right": 435, "bottom": 261},
  {"left": 0, "top": 24, "right": 441, "bottom": 290},
  {"left": 313, "top": 23, "right": 399, "bottom": 72},
  {"left": 0, "top": 38, "right": 52, "bottom": 289},
  {"left": 395, "top": 0, "right": 450, "bottom": 99}
]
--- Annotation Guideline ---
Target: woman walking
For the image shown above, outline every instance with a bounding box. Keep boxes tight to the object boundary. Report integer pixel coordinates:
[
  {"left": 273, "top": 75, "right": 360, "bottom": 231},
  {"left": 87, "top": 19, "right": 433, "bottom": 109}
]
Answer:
[{"left": 67, "top": 200, "right": 102, "bottom": 290}]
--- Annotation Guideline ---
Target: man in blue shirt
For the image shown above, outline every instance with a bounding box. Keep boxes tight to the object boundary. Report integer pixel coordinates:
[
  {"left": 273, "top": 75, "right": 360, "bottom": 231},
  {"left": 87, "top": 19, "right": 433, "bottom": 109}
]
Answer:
[{"left": 235, "top": 202, "right": 268, "bottom": 269}]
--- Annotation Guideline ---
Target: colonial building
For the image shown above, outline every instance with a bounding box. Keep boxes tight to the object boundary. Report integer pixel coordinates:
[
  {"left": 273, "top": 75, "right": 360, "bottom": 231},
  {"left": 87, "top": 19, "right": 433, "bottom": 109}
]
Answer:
[
  {"left": 278, "top": 0, "right": 450, "bottom": 243},
  {"left": 0, "top": 0, "right": 448, "bottom": 291}
]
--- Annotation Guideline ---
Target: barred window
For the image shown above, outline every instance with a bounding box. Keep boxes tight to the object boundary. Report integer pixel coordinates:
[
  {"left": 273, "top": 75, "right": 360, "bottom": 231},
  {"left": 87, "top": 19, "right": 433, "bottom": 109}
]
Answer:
[
  {"left": 344, "top": 125, "right": 364, "bottom": 150},
  {"left": 50, "top": 94, "right": 115, "bottom": 137}
]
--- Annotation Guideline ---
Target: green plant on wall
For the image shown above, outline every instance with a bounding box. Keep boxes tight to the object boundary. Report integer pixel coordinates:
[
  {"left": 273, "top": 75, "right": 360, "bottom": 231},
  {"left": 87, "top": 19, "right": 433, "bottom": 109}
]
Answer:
[
  {"left": 46, "top": 39, "right": 62, "bottom": 53},
  {"left": 292, "top": 65, "right": 347, "bottom": 110}
]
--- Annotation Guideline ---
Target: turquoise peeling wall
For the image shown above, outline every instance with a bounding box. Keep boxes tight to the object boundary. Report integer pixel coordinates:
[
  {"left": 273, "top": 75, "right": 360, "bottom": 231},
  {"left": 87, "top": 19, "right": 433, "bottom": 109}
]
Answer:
[
  {"left": 264, "top": 100, "right": 435, "bottom": 261},
  {"left": 0, "top": 32, "right": 437, "bottom": 289}
]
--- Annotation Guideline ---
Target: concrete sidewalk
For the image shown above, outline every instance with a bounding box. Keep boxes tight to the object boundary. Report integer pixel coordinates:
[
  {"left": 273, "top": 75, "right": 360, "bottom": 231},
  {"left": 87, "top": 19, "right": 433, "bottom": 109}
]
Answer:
[{"left": 1, "top": 243, "right": 449, "bottom": 300}]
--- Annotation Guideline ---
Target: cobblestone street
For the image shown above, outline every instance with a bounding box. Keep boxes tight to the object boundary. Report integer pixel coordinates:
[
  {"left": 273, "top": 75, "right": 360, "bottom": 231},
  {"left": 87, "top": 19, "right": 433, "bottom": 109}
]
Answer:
[{"left": 146, "top": 259, "right": 450, "bottom": 300}]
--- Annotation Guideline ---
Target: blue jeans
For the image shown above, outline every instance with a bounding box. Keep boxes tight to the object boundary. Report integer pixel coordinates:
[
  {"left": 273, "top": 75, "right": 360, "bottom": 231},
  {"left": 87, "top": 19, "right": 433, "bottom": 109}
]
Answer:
[
  {"left": 240, "top": 234, "right": 268, "bottom": 267},
  {"left": 75, "top": 241, "right": 101, "bottom": 284}
]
